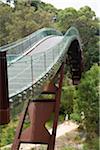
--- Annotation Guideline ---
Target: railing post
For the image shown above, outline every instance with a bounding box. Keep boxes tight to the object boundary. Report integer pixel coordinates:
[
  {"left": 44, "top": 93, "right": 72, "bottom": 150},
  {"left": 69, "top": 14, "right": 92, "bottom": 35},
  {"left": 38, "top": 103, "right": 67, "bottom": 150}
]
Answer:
[
  {"left": 0, "top": 51, "right": 10, "bottom": 124},
  {"left": 31, "top": 56, "right": 34, "bottom": 83},
  {"left": 44, "top": 52, "right": 47, "bottom": 71},
  {"left": 52, "top": 49, "right": 55, "bottom": 62}
]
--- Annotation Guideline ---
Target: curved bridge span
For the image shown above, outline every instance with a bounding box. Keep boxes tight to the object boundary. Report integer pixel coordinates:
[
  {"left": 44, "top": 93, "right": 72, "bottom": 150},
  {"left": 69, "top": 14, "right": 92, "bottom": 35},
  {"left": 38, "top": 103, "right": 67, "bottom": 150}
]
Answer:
[{"left": 0, "top": 27, "right": 83, "bottom": 150}]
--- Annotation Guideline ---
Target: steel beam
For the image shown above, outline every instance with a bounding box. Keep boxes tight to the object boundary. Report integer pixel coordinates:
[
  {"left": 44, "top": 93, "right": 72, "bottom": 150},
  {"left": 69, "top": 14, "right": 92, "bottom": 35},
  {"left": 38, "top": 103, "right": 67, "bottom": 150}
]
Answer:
[
  {"left": 11, "top": 63, "right": 64, "bottom": 150},
  {"left": 0, "top": 51, "right": 9, "bottom": 124}
]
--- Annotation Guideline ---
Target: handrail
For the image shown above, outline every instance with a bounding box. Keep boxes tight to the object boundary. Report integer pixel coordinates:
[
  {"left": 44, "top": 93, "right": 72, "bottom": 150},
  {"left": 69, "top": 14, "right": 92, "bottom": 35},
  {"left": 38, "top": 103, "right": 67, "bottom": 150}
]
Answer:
[
  {"left": 0, "top": 26, "right": 83, "bottom": 126},
  {"left": 65, "top": 26, "right": 80, "bottom": 36},
  {"left": 0, "top": 28, "right": 62, "bottom": 63},
  {"left": 0, "top": 28, "right": 62, "bottom": 51}
]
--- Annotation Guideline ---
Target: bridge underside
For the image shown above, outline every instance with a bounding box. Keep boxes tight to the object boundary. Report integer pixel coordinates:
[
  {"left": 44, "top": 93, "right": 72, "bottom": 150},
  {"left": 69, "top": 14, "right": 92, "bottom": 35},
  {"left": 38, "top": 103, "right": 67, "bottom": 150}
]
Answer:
[{"left": 67, "top": 39, "right": 83, "bottom": 85}]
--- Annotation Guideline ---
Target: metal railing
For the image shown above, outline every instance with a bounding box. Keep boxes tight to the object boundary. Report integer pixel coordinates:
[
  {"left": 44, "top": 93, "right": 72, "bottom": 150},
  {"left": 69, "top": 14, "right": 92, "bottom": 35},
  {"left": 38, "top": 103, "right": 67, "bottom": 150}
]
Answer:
[
  {"left": 0, "top": 28, "right": 62, "bottom": 63},
  {"left": 0, "top": 26, "right": 83, "bottom": 125},
  {"left": 8, "top": 27, "right": 81, "bottom": 98}
]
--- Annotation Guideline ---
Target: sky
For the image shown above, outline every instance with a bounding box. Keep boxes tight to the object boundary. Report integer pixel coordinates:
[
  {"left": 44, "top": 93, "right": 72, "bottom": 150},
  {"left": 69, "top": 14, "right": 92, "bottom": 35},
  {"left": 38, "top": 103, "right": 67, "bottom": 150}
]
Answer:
[{"left": 41, "top": 0, "right": 100, "bottom": 17}]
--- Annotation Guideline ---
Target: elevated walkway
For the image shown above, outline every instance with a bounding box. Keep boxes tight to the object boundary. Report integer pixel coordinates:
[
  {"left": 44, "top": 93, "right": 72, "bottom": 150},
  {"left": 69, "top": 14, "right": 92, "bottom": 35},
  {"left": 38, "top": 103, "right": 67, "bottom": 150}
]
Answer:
[
  {"left": 0, "top": 27, "right": 83, "bottom": 124},
  {"left": 1, "top": 27, "right": 82, "bottom": 99},
  {"left": 0, "top": 27, "right": 83, "bottom": 150}
]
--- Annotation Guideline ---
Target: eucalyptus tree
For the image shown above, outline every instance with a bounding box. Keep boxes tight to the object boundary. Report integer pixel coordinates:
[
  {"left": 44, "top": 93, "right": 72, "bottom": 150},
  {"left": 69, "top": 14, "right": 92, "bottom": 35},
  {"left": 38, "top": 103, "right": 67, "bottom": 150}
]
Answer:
[{"left": 77, "top": 64, "right": 99, "bottom": 138}]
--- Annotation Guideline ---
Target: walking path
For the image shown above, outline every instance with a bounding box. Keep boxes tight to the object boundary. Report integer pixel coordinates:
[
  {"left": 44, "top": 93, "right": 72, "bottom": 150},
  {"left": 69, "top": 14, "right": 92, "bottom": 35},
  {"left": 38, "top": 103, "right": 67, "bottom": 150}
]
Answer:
[
  {"left": 1, "top": 121, "right": 78, "bottom": 150},
  {"left": 20, "top": 121, "right": 78, "bottom": 150}
]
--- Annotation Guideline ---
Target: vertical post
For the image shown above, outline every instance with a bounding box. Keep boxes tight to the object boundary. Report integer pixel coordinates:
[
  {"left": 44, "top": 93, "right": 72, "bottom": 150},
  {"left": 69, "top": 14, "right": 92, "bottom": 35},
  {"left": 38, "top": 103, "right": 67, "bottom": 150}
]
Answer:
[
  {"left": 52, "top": 49, "right": 54, "bottom": 63},
  {"left": 47, "top": 63, "right": 64, "bottom": 150},
  {"left": 31, "top": 56, "right": 34, "bottom": 83},
  {"left": 44, "top": 52, "right": 47, "bottom": 71},
  {"left": 22, "top": 41, "right": 24, "bottom": 54},
  {"left": 0, "top": 51, "right": 10, "bottom": 124}
]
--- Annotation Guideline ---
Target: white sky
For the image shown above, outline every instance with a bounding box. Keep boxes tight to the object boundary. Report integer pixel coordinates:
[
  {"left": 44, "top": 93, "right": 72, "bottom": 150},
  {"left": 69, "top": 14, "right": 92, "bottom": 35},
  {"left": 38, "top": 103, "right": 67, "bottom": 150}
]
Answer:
[{"left": 41, "top": 0, "right": 100, "bottom": 17}]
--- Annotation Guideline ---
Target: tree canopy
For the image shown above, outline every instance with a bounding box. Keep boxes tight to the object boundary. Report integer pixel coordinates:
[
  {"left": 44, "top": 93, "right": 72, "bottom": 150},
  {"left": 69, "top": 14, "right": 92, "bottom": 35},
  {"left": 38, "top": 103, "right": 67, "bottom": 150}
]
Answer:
[
  {"left": 0, "top": 1, "right": 55, "bottom": 45},
  {"left": 0, "top": 3, "right": 99, "bottom": 70},
  {"left": 56, "top": 6, "right": 99, "bottom": 70},
  {"left": 77, "top": 64, "right": 99, "bottom": 138}
]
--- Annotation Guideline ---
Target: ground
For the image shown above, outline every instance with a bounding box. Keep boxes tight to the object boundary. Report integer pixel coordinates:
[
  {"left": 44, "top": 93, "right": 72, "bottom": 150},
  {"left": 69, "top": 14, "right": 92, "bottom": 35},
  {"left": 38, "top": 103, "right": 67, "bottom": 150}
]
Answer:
[{"left": 1, "top": 121, "right": 80, "bottom": 150}]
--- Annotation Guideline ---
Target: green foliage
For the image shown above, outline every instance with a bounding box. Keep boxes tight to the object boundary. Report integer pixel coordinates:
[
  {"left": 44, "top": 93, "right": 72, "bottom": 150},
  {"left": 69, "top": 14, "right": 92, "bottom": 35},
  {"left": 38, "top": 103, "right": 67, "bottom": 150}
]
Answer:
[
  {"left": 0, "top": 2, "right": 55, "bottom": 46},
  {"left": 57, "top": 7, "right": 78, "bottom": 32},
  {"left": 56, "top": 6, "right": 99, "bottom": 70},
  {"left": 77, "top": 64, "right": 99, "bottom": 139},
  {"left": 0, "top": 2, "right": 99, "bottom": 70},
  {"left": 76, "top": 10, "right": 99, "bottom": 70},
  {"left": 78, "top": 6, "right": 96, "bottom": 19},
  {"left": 0, "top": 3, "right": 99, "bottom": 70},
  {"left": 83, "top": 137, "right": 99, "bottom": 150},
  {"left": 0, "top": 4, "right": 12, "bottom": 45},
  {"left": 61, "top": 146, "right": 76, "bottom": 150},
  {"left": 1, "top": 148, "right": 11, "bottom": 150},
  {"left": 6, "top": 6, "right": 39, "bottom": 42},
  {"left": 41, "top": 2, "right": 57, "bottom": 14},
  {"left": 30, "top": 0, "right": 41, "bottom": 11},
  {"left": 70, "top": 113, "right": 81, "bottom": 122},
  {"left": 60, "top": 78, "right": 76, "bottom": 119},
  {"left": 0, "top": 118, "right": 19, "bottom": 147}
]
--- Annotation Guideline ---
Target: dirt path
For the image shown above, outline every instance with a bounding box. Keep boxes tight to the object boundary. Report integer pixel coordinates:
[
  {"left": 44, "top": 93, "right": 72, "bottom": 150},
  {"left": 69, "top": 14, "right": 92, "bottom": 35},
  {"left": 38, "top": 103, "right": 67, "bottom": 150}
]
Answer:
[
  {"left": 20, "top": 121, "right": 78, "bottom": 150},
  {"left": 1, "top": 121, "right": 78, "bottom": 150}
]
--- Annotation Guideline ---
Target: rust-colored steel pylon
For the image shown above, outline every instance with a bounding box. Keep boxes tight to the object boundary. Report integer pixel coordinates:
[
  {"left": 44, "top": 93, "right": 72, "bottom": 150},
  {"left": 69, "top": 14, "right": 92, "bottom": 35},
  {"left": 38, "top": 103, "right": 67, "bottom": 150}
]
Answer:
[
  {"left": 11, "top": 63, "right": 64, "bottom": 150},
  {"left": 0, "top": 51, "right": 9, "bottom": 125}
]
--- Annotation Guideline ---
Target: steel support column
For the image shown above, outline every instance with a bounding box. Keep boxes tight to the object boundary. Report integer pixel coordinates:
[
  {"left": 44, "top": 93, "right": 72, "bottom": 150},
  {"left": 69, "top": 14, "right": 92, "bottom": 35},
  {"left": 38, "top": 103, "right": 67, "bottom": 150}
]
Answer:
[
  {"left": 47, "top": 63, "right": 64, "bottom": 150},
  {"left": 0, "top": 51, "right": 9, "bottom": 125},
  {"left": 11, "top": 63, "right": 64, "bottom": 150}
]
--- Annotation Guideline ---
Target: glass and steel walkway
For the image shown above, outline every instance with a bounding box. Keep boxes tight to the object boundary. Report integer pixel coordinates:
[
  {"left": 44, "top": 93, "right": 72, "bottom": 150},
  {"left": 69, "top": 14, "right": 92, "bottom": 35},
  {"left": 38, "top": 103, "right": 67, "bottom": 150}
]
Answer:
[
  {"left": 0, "top": 27, "right": 83, "bottom": 100},
  {"left": 0, "top": 27, "right": 83, "bottom": 149}
]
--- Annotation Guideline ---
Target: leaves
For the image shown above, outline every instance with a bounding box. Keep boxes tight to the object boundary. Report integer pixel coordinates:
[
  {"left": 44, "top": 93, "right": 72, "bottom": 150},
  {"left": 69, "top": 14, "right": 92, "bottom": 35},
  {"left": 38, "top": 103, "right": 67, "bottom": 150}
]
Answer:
[
  {"left": 60, "top": 77, "right": 76, "bottom": 119},
  {"left": 77, "top": 64, "right": 99, "bottom": 138},
  {"left": 0, "top": 2, "right": 54, "bottom": 46},
  {"left": 56, "top": 6, "right": 99, "bottom": 70}
]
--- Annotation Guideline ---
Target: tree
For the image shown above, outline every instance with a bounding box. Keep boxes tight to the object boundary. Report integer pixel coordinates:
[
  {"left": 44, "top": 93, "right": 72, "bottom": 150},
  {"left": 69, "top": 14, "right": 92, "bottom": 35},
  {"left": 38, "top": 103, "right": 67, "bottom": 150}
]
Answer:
[
  {"left": 0, "top": 1, "right": 55, "bottom": 46},
  {"left": 76, "top": 6, "right": 99, "bottom": 70},
  {"left": 14, "top": 0, "right": 40, "bottom": 11},
  {"left": 40, "top": 2, "right": 57, "bottom": 14},
  {"left": 0, "top": 3, "right": 99, "bottom": 71},
  {"left": 77, "top": 64, "right": 99, "bottom": 139},
  {"left": 0, "top": 4, "right": 12, "bottom": 46},
  {"left": 78, "top": 6, "right": 96, "bottom": 19},
  {"left": 57, "top": 7, "right": 78, "bottom": 33},
  {"left": 29, "top": 0, "right": 41, "bottom": 11},
  {"left": 32, "top": 9, "right": 54, "bottom": 28},
  {"left": 5, "top": 4, "right": 39, "bottom": 43},
  {"left": 56, "top": 6, "right": 99, "bottom": 70},
  {"left": 60, "top": 77, "right": 76, "bottom": 120}
]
